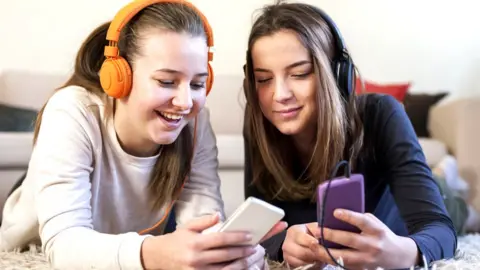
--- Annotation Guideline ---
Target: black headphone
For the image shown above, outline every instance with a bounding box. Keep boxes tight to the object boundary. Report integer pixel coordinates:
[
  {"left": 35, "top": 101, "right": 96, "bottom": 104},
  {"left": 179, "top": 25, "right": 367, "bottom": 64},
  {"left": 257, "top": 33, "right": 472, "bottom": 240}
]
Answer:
[
  {"left": 311, "top": 6, "right": 356, "bottom": 101},
  {"left": 243, "top": 5, "right": 356, "bottom": 101}
]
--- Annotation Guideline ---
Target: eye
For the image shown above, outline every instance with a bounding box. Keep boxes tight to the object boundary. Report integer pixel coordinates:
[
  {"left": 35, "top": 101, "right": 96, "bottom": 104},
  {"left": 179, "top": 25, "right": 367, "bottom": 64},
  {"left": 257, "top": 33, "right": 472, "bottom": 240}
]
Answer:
[
  {"left": 157, "top": 80, "right": 175, "bottom": 87},
  {"left": 191, "top": 82, "right": 206, "bottom": 90},
  {"left": 292, "top": 71, "right": 312, "bottom": 78},
  {"left": 256, "top": 78, "right": 272, "bottom": 84}
]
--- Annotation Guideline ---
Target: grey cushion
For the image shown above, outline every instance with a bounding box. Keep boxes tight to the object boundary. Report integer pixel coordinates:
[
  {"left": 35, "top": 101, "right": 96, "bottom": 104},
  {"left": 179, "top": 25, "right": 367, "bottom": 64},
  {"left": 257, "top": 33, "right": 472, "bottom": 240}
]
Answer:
[{"left": 0, "top": 104, "right": 38, "bottom": 132}]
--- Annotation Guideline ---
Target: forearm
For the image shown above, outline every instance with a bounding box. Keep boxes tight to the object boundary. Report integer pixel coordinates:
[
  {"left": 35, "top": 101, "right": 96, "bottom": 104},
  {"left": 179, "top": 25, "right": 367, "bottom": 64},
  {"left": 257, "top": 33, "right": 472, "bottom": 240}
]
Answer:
[{"left": 44, "top": 227, "right": 149, "bottom": 270}]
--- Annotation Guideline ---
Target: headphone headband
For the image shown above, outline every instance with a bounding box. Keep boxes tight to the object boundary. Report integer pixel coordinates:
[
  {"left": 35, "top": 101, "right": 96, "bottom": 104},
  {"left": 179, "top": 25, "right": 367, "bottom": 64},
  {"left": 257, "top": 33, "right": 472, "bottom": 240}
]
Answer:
[
  {"left": 104, "top": 0, "right": 214, "bottom": 62},
  {"left": 308, "top": 5, "right": 355, "bottom": 99},
  {"left": 309, "top": 6, "right": 349, "bottom": 59}
]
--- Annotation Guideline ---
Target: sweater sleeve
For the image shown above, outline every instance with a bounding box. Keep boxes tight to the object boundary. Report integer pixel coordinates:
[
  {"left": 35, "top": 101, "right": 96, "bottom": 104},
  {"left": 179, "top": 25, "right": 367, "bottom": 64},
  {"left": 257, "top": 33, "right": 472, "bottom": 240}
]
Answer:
[
  {"left": 243, "top": 133, "right": 287, "bottom": 261},
  {"left": 174, "top": 108, "right": 226, "bottom": 225},
  {"left": 31, "top": 92, "right": 148, "bottom": 270},
  {"left": 375, "top": 95, "right": 457, "bottom": 265}
]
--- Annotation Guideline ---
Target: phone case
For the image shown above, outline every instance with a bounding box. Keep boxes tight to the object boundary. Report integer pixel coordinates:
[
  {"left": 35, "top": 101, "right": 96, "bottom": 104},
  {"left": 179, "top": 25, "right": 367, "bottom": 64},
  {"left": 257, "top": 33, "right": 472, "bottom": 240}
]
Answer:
[
  {"left": 219, "top": 197, "right": 285, "bottom": 246},
  {"left": 316, "top": 173, "right": 365, "bottom": 249}
]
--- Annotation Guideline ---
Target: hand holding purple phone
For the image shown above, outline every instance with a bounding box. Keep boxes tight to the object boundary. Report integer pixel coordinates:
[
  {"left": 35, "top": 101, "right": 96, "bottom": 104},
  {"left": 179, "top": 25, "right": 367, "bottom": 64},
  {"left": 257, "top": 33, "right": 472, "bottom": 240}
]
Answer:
[
  {"left": 305, "top": 209, "right": 421, "bottom": 269},
  {"left": 310, "top": 169, "right": 420, "bottom": 269}
]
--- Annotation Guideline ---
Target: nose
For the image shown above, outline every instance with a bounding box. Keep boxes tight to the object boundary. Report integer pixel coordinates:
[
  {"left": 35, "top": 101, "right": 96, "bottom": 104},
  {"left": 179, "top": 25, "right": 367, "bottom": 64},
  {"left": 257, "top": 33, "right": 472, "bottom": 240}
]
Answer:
[
  {"left": 172, "top": 85, "right": 193, "bottom": 111},
  {"left": 273, "top": 78, "right": 294, "bottom": 103}
]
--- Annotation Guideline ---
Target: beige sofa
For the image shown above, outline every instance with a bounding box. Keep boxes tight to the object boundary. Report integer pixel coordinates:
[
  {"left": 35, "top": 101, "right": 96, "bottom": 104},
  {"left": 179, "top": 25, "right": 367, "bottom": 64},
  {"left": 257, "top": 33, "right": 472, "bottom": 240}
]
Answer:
[{"left": 1, "top": 69, "right": 480, "bottom": 222}]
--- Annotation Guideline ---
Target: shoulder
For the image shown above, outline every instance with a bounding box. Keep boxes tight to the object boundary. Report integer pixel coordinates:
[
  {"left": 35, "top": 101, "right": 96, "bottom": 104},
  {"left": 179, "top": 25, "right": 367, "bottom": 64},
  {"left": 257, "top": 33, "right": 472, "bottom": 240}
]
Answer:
[
  {"left": 45, "top": 86, "right": 106, "bottom": 114},
  {"left": 38, "top": 86, "right": 109, "bottom": 151},
  {"left": 357, "top": 93, "right": 419, "bottom": 159},
  {"left": 43, "top": 86, "right": 108, "bottom": 128},
  {"left": 357, "top": 93, "right": 404, "bottom": 121},
  {"left": 357, "top": 93, "right": 407, "bottom": 134},
  {"left": 356, "top": 93, "right": 416, "bottom": 158}
]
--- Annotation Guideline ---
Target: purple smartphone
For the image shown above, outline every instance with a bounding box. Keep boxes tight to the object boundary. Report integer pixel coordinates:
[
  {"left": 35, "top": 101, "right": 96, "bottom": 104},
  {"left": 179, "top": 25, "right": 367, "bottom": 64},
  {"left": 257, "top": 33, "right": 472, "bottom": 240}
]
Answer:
[{"left": 316, "top": 174, "right": 365, "bottom": 249}]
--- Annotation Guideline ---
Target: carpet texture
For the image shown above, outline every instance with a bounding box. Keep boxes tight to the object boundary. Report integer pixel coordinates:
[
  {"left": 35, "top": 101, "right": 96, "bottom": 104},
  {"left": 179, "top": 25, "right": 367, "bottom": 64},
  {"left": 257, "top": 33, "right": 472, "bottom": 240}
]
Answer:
[{"left": 1, "top": 234, "right": 479, "bottom": 269}]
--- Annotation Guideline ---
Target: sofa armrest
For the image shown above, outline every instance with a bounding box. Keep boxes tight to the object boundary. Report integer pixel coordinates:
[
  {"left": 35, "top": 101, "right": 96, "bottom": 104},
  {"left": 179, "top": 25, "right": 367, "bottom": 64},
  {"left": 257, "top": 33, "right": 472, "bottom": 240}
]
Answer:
[
  {"left": 429, "top": 96, "right": 480, "bottom": 210},
  {"left": 0, "top": 132, "right": 33, "bottom": 169},
  {"left": 216, "top": 135, "right": 245, "bottom": 217},
  {"left": 216, "top": 135, "right": 244, "bottom": 170}
]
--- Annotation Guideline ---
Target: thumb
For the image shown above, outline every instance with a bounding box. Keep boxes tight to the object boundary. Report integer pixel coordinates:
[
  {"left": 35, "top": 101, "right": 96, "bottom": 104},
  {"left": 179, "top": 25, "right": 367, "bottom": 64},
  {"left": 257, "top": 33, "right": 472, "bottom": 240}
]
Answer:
[
  {"left": 305, "top": 222, "right": 321, "bottom": 238},
  {"left": 183, "top": 212, "right": 221, "bottom": 232}
]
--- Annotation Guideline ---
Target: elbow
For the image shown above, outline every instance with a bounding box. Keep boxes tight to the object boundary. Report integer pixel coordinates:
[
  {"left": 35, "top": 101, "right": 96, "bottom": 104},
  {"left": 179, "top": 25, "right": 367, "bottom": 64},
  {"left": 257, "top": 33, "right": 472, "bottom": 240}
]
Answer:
[
  {"left": 41, "top": 228, "right": 80, "bottom": 269},
  {"left": 43, "top": 238, "right": 67, "bottom": 270},
  {"left": 437, "top": 220, "right": 458, "bottom": 260},
  {"left": 408, "top": 216, "right": 458, "bottom": 261},
  {"left": 438, "top": 216, "right": 458, "bottom": 258}
]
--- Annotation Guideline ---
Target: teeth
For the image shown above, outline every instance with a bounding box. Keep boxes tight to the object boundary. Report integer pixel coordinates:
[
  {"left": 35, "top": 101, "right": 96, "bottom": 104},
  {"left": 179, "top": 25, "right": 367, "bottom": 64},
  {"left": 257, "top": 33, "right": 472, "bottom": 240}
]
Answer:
[{"left": 159, "top": 112, "right": 183, "bottom": 120}]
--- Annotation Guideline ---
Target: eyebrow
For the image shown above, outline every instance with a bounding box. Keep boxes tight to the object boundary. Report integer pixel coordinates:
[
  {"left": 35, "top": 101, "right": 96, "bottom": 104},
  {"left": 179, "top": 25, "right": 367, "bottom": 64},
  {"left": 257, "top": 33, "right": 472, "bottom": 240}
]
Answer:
[
  {"left": 254, "top": 60, "right": 312, "bottom": 73},
  {"left": 156, "top": 68, "right": 209, "bottom": 77}
]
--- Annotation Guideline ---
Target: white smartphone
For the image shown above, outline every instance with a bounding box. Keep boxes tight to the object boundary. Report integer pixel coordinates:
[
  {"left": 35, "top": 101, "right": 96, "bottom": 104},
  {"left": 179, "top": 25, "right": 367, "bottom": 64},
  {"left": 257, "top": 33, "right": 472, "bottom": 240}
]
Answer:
[{"left": 216, "top": 197, "right": 285, "bottom": 246}]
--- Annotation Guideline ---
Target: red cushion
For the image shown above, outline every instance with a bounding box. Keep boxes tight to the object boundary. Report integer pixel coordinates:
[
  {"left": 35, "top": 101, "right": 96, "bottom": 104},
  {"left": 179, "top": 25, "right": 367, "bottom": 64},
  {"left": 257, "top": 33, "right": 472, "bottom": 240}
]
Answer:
[{"left": 355, "top": 77, "right": 411, "bottom": 102}]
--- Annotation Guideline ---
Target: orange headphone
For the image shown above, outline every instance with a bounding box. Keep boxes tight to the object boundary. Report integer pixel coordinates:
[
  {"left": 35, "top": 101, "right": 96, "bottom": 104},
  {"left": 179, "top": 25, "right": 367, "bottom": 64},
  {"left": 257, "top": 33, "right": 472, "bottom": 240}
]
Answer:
[
  {"left": 99, "top": 0, "right": 215, "bottom": 99},
  {"left": 99, "top": 0, "right": 212, "bottom": 235}
]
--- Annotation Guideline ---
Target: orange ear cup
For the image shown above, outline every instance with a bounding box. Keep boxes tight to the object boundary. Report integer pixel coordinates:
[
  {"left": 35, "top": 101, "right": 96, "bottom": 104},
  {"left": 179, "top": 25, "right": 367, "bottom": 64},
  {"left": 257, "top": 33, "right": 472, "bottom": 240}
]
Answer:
[
  {"left": 206, "top": 62, "right": 214, "bottom": 96},
  {"left": 99, "top": 57, "right": 133, "bottom": 99}
]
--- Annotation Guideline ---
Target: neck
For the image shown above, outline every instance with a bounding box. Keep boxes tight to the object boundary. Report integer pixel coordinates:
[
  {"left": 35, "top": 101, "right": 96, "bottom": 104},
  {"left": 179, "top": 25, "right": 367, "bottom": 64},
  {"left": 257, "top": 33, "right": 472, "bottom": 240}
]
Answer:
[
  {"left": 113, "top": 101, "right": 160, "bottom": 157},
  {"left": 292, "top": 129, "right": 315, "bottom": 164}
]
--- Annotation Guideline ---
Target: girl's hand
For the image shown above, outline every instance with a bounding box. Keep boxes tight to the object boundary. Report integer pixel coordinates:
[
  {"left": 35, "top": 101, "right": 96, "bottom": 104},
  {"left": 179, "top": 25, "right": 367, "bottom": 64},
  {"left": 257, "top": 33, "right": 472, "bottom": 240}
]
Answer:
[
  {"left": 214, "top": 221, "right": 288, "bottom": 269},
  {"left": 309, "top": 209, "right": 419, "bottom": 270},
  {"left": 282, "top": 223, "right": 325, "bottom": 268},
  {"left": 141, "top": 213, "right": 256, "bottom": 270},
  {"left": 225, "top": 244, "right": 268, "bottom": 270}
]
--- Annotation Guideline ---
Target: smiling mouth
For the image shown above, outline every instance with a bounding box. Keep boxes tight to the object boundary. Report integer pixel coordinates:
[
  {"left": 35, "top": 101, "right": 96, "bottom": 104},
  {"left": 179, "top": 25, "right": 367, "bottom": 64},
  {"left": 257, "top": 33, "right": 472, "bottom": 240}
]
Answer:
[
  {"left": 155, "top": 111, "right": 184, "bottom": 123},
  {"left": 275, "top": 107, "right": 302, "bottom": 113}
]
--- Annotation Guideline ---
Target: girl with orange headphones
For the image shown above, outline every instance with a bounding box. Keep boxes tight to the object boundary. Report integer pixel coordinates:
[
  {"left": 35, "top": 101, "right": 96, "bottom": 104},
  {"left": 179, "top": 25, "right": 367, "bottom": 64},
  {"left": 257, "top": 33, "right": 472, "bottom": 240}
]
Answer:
[{"left": 0, "top": 0, "right": 285, "bottom": 269}]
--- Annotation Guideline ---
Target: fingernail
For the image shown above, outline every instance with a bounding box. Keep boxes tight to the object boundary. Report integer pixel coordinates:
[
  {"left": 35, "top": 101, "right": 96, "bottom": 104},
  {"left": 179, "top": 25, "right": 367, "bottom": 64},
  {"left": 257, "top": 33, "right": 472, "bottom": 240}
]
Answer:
[
  {"left": 245, "top": 233, "right": 253, "bottom": 240},
  {"left": 335, "top": 209, "right": 344, "bottom": 217},
  {"left": 247, "top": 247, "right": 256, "bottom": 254}
]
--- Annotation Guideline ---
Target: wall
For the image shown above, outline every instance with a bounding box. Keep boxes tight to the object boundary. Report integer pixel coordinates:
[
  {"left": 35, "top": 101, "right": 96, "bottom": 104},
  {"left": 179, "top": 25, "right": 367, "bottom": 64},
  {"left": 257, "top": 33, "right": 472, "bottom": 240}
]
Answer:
[{"left": 1, "top": 0, "right": 479, "bottom": 97}]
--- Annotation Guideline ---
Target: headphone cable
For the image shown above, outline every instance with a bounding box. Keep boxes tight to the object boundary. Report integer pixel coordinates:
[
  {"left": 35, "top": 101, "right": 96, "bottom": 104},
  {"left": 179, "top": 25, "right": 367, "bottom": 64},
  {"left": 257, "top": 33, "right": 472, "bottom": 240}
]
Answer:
[{"left": 319, "top": 160, "right": 351, "bottom": 269}]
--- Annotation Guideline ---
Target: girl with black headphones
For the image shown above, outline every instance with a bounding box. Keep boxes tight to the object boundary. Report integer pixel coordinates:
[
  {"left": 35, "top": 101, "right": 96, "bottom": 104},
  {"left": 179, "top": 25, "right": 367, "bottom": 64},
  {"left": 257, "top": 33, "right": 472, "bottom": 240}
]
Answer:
[{"left": 242, "top": 2, "right": 456, "bottom": 269}]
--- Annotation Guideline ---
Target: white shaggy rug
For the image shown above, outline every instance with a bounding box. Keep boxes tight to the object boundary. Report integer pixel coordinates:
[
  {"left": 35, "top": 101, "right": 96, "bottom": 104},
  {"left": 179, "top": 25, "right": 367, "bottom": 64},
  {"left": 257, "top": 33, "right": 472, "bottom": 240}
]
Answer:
[{"left": 1, "top": 234, "right": 480, "bottom": 269}]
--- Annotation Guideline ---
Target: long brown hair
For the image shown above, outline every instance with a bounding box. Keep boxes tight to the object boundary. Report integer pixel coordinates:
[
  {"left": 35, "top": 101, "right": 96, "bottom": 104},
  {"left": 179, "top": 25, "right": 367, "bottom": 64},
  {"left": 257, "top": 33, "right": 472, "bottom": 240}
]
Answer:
[
  {"left": 243, "top": 1, "right": 364, "bottom": 202},
  {"left": 33, "top": 3, "right": 207, "bottom": 211}
]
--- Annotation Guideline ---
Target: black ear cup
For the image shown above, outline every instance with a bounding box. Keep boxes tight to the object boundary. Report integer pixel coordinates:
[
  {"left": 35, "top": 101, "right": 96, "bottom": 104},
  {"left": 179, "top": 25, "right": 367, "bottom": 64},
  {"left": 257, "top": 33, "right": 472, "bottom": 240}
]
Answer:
[
  {"left": 332, "top": 57, "right": 354, "bottom": 101},
  {"left": 309, "top": 6, "right": 355, "bottom": 100}
]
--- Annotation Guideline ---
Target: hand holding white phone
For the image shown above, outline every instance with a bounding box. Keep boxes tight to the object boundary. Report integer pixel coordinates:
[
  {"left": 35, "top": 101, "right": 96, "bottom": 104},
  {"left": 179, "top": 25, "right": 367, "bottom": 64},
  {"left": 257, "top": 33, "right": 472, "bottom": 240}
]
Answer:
[{"left": 202, "top": 197, "right": 285, "bottom": 246}]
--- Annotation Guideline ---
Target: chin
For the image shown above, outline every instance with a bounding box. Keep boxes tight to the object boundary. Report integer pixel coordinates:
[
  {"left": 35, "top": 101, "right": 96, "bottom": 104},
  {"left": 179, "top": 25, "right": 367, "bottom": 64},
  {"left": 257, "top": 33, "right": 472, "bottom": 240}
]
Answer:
[
  {"left": 149, "top": 117, "right": 188, "bottom": 145},
  {"left": 150, "top": 133, "right": 180, "bottom": 145},
  {"left": 148, "top": 126, "right": 182, "bottom": 145},
  {"left": 274, "top": 122, "right": 303, "bottom": 136}
]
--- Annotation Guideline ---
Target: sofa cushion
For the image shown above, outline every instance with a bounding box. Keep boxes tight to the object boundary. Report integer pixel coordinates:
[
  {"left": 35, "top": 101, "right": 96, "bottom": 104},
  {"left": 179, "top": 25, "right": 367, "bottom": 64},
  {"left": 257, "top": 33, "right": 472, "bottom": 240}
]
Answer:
[
  {"left": 355, "top": 78, "right": 411, "bottom": 102},
  {"left": 0, "top": 132, "right": 34, "bottom": 168},
  {"left": 404, "top": 92, "right": 448, "bottom": 137},
  {"left": 0, "top": 104, "right": 38, "bottom": 132},
  {"left": 216, "top": 135, "right": 244, "bottom": 169},
  {"left": 418, "top": 137, "right": 448, "bottom": 167}
]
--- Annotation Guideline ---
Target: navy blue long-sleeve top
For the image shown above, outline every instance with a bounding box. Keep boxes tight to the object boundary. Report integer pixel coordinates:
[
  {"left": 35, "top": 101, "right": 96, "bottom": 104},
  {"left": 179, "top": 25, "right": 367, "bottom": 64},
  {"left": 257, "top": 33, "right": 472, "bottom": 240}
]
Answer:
[{"left": 244, "top": 94, "right": 457, "bottom": 266}]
